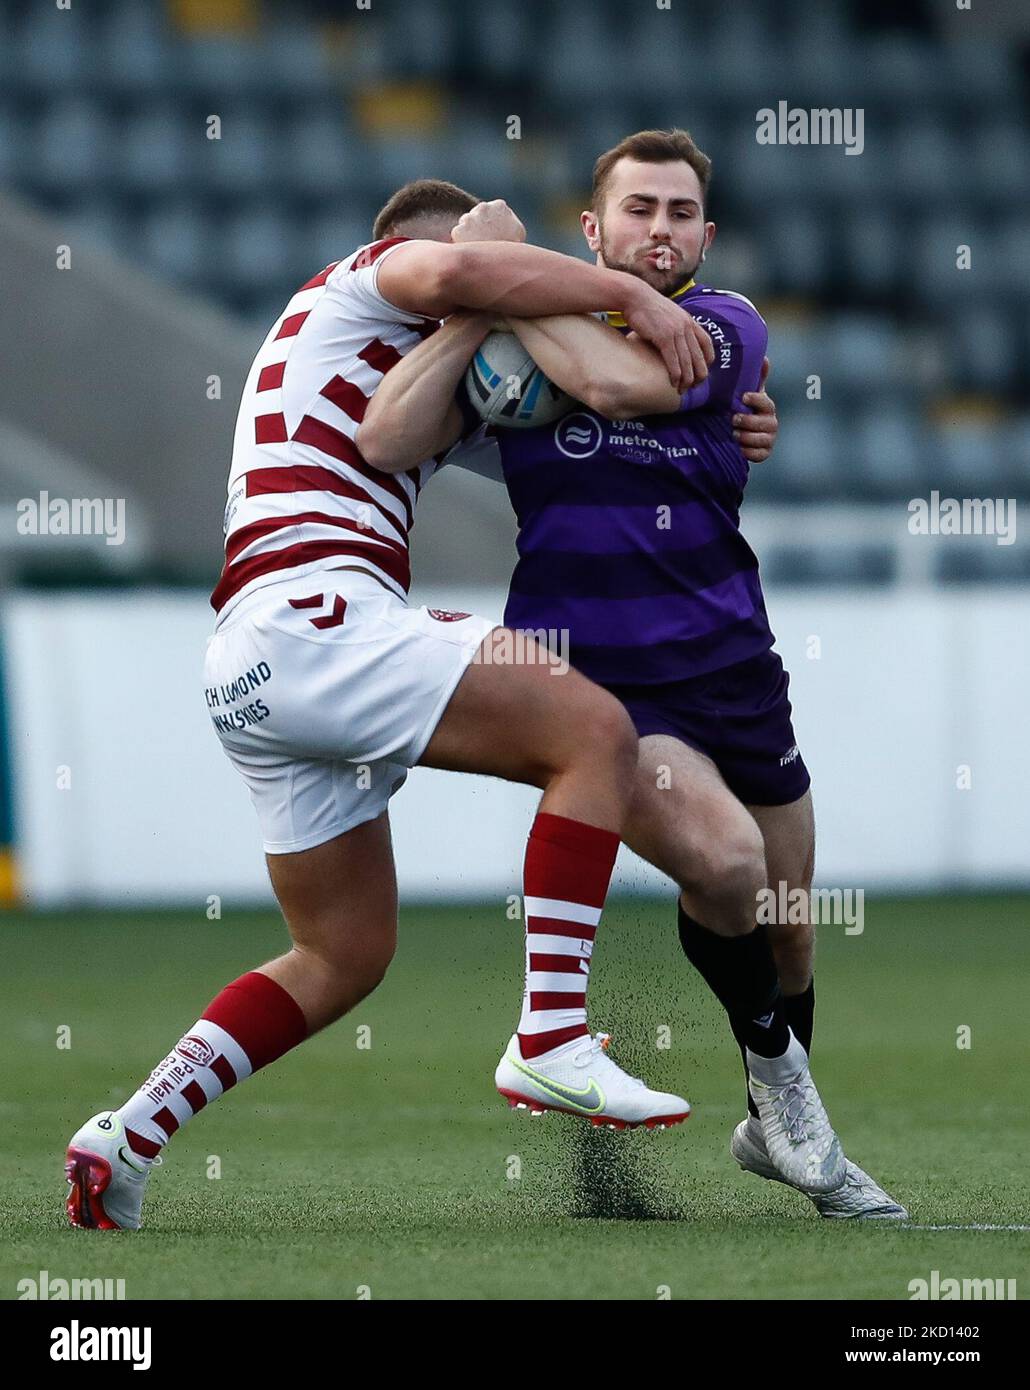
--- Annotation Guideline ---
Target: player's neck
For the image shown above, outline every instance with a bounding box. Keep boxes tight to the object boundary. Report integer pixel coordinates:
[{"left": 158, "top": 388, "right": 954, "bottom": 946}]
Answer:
[
  {"left": 668, "top": 277, "right": 696, "bottom": 301},
  {"left": 604, "top": 277, "right": 695, "bottom": 329}
]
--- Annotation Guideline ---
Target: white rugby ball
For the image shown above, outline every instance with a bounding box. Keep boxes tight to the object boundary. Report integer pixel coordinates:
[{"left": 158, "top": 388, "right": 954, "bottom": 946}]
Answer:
[{"left": 464, "top": 330, "right": 574, "bottom": 429}]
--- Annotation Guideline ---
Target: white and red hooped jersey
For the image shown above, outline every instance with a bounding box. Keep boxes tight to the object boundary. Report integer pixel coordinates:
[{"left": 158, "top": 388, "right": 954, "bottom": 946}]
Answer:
[{"left": 210, "top": 237, "right": 445, "bottom": 623}]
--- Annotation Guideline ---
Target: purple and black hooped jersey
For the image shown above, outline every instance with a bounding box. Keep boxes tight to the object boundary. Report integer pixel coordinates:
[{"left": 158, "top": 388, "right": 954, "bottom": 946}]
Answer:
[{"left": 493, "top": 281, "right": 776, "bottom": 686}]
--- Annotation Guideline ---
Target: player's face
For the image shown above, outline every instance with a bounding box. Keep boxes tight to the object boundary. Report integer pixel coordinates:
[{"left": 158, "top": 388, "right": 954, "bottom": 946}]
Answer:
[{"left": 583, "top": 158, "right": 715, "bottom": 295}]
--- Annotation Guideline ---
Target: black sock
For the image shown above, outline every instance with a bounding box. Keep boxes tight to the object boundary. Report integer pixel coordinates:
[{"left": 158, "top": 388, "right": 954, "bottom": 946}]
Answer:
[
  {"left": 730, "top": 982, "right": 815, "bottom": 1119},
  {"left": 784, "top": 979, "right": 815, "bottom": 1056},
  {"left": 677, "top": 905, "right": 790, "bottom": 1059},
  {"left": 729, "top": 981, "right": 814, "bottom": 1117}
]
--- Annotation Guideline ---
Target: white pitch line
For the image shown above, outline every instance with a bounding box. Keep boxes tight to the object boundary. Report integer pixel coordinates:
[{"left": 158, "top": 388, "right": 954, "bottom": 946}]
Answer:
[{"left": 901, "top": 1224, "right": 1030, "bottom": 1232}]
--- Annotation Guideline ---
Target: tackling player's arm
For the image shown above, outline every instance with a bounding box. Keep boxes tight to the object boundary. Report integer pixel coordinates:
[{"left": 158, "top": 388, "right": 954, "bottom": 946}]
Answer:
[
  {"left": 508, "top": 313, "right": 680, "bottom": 418},
  {"left": 508, "top": 311, "right": 779, "bottom": 462},
  {"left": 357, "top": 312, "right": 492, "bottom": 473},
  {"left": 376, "top": 241, "right": 712, "bottom": 391}
]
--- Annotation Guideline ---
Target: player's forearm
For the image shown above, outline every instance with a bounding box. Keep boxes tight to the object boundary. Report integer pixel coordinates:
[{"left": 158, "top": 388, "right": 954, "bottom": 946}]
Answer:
[
  {"left": 509, "top": 314, "right": 681, "bottom": 419},
  {"left": 357, "top": 313, "right": 491, "bottom": 473},
  {"left": 442, "top": 243, "right": 648, "bottom": 320}
]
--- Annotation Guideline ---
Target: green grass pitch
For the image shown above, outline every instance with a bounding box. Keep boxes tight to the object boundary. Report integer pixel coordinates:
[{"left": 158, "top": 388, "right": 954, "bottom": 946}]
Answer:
[{"left": 1, "top": 894, "right": 1028, "bottom": 1300}]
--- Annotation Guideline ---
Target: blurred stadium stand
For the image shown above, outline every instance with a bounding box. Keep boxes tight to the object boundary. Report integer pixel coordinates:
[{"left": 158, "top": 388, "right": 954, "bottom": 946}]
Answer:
[{"left": 0, "top": 0, "right": 1028, "bottom": 588}]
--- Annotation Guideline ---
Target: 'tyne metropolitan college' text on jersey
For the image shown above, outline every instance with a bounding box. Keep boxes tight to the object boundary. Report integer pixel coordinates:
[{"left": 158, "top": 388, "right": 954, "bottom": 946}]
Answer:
[{"left": 495, "top": 281, "right": 774, "bottom": 686}]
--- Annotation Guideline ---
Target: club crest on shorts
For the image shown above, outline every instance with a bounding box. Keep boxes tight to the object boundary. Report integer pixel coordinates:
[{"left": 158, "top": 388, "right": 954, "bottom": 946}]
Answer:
[
  {"left": 175, "top": 1035, "right": 215, "bottom": 1068},
  {"left": 427, "top": 609, "right": 471, "bottom": 622}
]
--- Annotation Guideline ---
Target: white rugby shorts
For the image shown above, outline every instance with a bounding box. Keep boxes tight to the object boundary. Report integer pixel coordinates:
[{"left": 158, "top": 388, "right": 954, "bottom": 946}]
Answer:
[{"left": 203, "top": 569, "right": 496, "bottom": 854}]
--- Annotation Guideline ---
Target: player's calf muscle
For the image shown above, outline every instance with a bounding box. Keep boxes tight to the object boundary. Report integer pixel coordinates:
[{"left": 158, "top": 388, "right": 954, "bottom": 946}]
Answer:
[
  {"left": 766, "top": 931, "right": 812, "bottom": 996},
  {"left": 260, "top": 939, "right": 393, "bottom": 1032},
  {"left": 261, "top": 818, "right": 399, "bottom": 1027}
]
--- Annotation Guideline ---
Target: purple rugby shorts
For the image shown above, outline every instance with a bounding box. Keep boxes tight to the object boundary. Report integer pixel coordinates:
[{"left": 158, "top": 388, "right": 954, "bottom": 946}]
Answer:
[{"left": 605, "top": 648, "right": 811, "bottom": 807}]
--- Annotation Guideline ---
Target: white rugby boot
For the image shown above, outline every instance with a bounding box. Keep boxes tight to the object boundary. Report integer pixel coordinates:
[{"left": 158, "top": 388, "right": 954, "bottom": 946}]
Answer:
[
  {"left": 746, "top": 1033, "right": 846, "bottom": 1193},
  {"left": 496, "top": 1031, "right": 690, "bottom": 1130},
  {"left": 65, "top": 1111, "right": 161, "bottom": 1231},
  {"left": 731, "top": 1114, "right": 908, "bottom": 1219}
]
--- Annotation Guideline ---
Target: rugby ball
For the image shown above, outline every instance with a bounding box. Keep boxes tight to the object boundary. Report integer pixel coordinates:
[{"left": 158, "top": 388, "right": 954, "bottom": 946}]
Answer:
[{"left": 464, "top": 330, "right": 574, "bottom": 429}]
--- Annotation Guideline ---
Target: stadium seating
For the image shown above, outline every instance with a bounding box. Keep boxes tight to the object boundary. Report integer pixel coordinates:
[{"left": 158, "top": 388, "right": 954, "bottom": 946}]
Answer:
[{"left": 0, "top": 0, "right": 1026, "bottom": 582}]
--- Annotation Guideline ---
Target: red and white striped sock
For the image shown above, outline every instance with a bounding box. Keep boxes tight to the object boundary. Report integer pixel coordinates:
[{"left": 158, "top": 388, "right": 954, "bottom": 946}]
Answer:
[
  {"left": 517, "top": 811, "right": 620, "bottom": 1060},
  {"left": 116, "top": 971, "right": 308, "bottom": 1159}
]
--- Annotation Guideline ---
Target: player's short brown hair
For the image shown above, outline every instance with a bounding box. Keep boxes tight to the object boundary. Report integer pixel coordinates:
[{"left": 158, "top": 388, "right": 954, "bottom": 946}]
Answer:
[
  {"left": 372, "top": 178, "right": 480, "bottom": 239},
  {"left": 591, "top": 129, "right": 712, "bottom": 212}
]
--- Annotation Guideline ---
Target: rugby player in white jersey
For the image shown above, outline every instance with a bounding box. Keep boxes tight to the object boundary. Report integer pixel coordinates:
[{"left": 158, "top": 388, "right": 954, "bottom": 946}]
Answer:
[{"left": 63, "top": 180, "right": 728, "bottom": 1231}]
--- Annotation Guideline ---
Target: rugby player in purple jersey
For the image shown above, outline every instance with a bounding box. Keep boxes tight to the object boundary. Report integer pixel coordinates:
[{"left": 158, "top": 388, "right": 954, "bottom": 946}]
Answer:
[{"left": 359, "top": 131, "right": 906, "bottom": 1219}]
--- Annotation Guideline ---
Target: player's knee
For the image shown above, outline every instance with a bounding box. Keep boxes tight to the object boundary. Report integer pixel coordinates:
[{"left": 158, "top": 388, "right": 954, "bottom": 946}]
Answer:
[
  {"left": 687, "top": 822, "right": 767, "bottom": 914},
  {"left": 528, "top": 685, "right": 637, "bottom": 792},
  {"left": 576, "top": 692, "right": 638, "bottom": 782}
]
